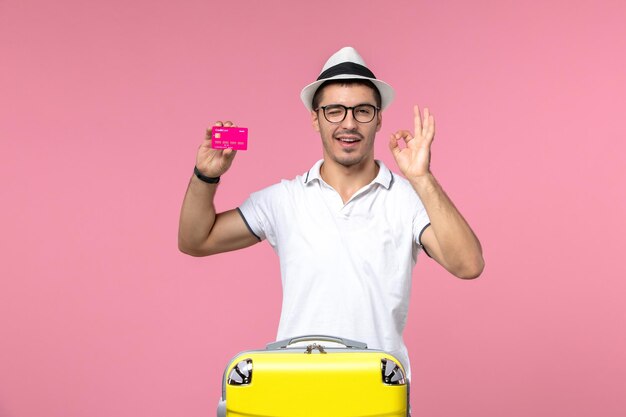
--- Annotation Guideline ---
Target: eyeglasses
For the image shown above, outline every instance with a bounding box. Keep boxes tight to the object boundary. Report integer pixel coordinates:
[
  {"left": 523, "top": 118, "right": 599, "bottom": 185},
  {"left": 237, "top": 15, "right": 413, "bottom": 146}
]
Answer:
[{"left": 316, "top": 104, "right": 380, "bottom": 124}]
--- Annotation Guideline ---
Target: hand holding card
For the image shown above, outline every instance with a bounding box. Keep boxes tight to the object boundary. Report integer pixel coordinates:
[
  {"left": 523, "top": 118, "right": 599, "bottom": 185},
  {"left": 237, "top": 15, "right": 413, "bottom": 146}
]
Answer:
[{"left": 211, "top": 127, "right": 248, "bottom": 150}]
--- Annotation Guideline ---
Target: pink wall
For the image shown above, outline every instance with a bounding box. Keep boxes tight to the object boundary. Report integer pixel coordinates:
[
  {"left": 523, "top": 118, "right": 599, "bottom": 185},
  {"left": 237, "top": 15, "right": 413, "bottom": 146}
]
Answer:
[{"left": 1, "top": 0, "right": 625, "bottom": 416}]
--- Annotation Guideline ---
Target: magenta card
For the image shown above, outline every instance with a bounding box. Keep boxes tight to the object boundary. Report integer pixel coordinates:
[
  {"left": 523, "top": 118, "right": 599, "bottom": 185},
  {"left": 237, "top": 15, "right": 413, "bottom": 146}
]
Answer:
[{"left": 211, "top": 126, "right": 248, "bottom": 150}]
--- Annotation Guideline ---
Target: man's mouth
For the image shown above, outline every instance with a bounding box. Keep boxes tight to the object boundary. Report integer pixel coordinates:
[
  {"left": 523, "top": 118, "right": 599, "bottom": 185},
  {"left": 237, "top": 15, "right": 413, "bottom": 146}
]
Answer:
[{"left": 335, "top": 134, "right": 362, "bottom": 144}]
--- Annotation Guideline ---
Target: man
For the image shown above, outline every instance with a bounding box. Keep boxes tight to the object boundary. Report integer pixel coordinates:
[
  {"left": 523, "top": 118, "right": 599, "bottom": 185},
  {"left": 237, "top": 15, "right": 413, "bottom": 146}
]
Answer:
[{"left": 178, "top": 47, "right": 484, "bottom": 376}]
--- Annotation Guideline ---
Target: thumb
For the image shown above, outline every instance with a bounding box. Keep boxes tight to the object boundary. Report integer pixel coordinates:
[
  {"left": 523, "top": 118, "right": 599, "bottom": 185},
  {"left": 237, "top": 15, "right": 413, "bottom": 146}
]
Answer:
[{"left": 223, "top": 148, "right": 237, "bottom": 161}]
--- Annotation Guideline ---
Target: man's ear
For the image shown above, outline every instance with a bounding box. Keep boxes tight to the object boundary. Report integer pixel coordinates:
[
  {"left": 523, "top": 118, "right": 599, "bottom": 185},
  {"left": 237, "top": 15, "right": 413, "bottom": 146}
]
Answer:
[
  {"left": 376, "top": 112, "right": 383, "bottom": 132},
  {"left": 311, "top": 110, "right": 320, "bottom": 132}
]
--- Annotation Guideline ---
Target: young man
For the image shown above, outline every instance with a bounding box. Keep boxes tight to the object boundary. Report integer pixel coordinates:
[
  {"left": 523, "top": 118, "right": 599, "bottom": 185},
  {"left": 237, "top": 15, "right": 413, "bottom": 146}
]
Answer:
[{"left": 178, "top": 47, "right": 484, "bottom": 375}]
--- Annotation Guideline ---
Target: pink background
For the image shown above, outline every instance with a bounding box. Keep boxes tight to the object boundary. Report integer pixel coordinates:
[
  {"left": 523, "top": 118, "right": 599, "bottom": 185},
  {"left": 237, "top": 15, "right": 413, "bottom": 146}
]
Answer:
[{"left": 1, "top": 0, "right": 625, "bottom": 416}]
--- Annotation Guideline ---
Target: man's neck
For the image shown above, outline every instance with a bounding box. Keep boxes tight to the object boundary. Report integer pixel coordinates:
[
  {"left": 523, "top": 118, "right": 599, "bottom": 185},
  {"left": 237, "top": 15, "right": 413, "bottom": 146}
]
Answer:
[{"left": 320, "top": 158, "right": 380, "bottom": 204}]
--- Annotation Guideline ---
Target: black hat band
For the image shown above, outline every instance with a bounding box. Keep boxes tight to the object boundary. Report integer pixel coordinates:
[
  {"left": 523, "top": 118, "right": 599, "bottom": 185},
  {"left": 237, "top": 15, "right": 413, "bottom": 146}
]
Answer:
[{"left": 317, "top": 62, "right": 377, "bottom": 81}]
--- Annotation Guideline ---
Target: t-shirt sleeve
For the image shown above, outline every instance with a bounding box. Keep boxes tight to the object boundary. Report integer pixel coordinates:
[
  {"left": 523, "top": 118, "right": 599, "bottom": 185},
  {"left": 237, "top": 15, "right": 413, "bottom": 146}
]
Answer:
[
  {"left": 237, "top": 184, "right": 281, "bottom": 245},
  {"left": 412, "top": 195, "right": 431, "bottom": 250}
]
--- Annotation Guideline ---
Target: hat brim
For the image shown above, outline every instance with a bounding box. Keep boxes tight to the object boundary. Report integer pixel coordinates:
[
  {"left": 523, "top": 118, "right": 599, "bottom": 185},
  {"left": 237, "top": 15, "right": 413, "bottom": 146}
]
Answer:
[{"left": 300, "top": 74, "right": 395, "bottom": 111}]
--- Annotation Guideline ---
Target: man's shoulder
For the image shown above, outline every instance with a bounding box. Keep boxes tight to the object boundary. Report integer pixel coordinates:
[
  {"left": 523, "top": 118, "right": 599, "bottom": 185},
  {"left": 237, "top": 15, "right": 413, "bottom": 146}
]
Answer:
[
  {"left": 383, "top": 168, "right": 425, "bottom": 207},
  {"left": 254, "top": 161, "right": 321, "bottom": 193},
  {"left": 388, "top": 171, "right": 413, "bottom": 190},
  {"left": 378, "top": 164, "right": 412, "bottom": 193},
  {"left": 249, "top": 168, "right": 312, "bottom": 200}
]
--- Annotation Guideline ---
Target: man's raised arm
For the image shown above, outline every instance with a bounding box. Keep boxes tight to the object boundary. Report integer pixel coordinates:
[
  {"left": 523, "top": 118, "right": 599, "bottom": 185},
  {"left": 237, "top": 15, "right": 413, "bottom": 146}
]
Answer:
[
  {"left": 389, "top": 106, "right": 484, "bottom": 279},
  {"left": 178, "top": 121, "right": 260, "bottom": 257}
]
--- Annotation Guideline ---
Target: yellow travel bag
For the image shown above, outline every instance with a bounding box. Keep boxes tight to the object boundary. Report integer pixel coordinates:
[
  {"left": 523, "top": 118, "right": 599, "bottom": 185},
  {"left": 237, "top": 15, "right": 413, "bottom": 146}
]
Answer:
[{"left": 217, "top": 335, "right": 408, "bottom": 417}]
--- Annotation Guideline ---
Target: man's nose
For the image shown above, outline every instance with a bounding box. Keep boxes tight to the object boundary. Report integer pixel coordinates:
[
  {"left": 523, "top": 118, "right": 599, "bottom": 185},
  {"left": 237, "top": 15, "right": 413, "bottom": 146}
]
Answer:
[{"left": 341, "top": 109, "right": 357, "bottom": 129}]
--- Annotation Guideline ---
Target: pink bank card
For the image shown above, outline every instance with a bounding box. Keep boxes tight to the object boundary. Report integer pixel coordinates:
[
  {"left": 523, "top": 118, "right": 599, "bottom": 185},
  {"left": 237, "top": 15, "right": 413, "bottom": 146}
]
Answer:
[{"left": 211, "top": 126, "right": 248, "bottom": 150}]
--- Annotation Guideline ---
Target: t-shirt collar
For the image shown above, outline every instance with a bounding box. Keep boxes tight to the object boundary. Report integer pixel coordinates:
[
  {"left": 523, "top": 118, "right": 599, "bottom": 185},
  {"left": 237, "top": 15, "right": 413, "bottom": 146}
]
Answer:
[{"left": 304, "top": 159, "right": 394, "bottom": 189}]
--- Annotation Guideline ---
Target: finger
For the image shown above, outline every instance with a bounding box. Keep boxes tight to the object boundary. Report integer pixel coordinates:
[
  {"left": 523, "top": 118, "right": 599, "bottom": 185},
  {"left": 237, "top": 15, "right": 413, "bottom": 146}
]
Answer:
[
  {"left": 388, "top": 134, "right": 404, "bottom": 160},
  {"left": 394, "top": 130, "right": 413, "bottom": 141},
  {"left": 388, "top": 133, "right": 399, "bottom": 152},
  {"left": 223, "top": 148, "right": 237, "bottom": 159},
  {"left": 427, "top": 114, "right": 435, "bottom": 141},
  {"left": 223, "top": 120, "right": 234, "bottom": 127},
  {"left": 420, "top": 107, "right": 431, "bottom": 138},
  {"left": 414, "top": 105, "right": 422, "bottom": 135},
  {"left": 201, "top": 138, "right": 213, "bottom": 150},
  {"left": 418, "top": 112, "right": 434, "bottom": 144}
]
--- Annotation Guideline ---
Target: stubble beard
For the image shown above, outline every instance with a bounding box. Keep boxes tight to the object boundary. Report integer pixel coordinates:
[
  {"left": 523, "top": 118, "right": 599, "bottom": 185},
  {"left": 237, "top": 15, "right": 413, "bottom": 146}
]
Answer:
[{"left": 323, "top": 131, "right": 375, "bottom": 169}]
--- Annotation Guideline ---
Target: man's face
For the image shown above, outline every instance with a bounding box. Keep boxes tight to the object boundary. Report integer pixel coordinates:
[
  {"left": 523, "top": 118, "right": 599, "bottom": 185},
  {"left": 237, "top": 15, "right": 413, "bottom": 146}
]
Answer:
[{"left": 311, "top": 83, "right": 382, "bottom": 169}]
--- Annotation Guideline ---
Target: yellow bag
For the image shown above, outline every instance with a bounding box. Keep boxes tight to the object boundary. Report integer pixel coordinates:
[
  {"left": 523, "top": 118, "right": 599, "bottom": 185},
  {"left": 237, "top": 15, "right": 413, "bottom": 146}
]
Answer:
[{"left": 217, "top": 335, "right": 408, "bottom": 417}]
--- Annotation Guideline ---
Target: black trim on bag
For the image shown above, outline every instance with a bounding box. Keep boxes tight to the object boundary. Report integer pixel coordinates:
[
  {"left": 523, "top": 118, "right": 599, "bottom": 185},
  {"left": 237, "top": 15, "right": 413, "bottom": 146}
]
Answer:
[
  {"left": 317, "top": 62, "right": 376, "bottom": 81},
  {"left": 237, "top": 208, "right": 261, "bottom": 241}
]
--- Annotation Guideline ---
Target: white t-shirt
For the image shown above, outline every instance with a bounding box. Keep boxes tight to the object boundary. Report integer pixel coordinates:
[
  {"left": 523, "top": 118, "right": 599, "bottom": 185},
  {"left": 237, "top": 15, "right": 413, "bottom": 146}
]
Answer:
[{"left": 238, "top": 159, "right": 430, "bottom": 377}]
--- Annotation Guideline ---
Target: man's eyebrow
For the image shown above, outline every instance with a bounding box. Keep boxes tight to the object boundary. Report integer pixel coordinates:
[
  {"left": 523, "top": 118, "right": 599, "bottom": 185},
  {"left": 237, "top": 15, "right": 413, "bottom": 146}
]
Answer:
[{"left": 320, "top": 102, "right": 377, "bottom": 107}]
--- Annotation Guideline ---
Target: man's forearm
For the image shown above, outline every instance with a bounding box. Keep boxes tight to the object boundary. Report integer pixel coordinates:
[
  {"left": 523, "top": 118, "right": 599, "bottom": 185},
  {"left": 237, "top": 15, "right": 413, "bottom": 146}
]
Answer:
[
  {"left": 409, "top": 173, "right": 484, "bottom": 278},
  {"left": 178, "top": 175, "right": 219, "bottom": 254}
]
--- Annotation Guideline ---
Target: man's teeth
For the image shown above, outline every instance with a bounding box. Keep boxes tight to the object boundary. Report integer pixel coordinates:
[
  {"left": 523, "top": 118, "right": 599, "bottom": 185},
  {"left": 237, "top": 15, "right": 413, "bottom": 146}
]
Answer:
[{"left": 339, "top": 138, "right": 358, "bottom": 142}]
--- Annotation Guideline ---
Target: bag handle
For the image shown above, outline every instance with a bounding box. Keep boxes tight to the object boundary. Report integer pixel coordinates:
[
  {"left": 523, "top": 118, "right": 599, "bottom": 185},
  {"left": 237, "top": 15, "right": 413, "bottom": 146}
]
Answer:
[{"left": 266, "top": 335, "right": 367, "bottom": 350}]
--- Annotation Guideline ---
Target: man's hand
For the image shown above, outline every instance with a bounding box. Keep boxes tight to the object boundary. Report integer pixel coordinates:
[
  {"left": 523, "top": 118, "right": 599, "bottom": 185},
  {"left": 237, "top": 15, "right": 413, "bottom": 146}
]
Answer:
[
  {"left": 196, "top": 121, "right": 238, "bottom": 178},
  {"left": 389, "top": 105, "right": 435, "bottom": 179}
]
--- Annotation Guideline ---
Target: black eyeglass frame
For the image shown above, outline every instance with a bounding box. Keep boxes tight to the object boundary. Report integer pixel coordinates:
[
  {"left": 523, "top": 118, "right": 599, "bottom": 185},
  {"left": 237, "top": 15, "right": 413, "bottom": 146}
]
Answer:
[{"left": 315, "top": 104, "right": 381, "bottom": 124}]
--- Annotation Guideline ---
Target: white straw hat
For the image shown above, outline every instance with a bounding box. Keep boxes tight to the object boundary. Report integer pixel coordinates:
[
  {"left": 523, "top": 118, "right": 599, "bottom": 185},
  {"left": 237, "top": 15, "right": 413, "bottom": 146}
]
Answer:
[{"left": 300, "top": 46, "right": 395, "bottom": 111}]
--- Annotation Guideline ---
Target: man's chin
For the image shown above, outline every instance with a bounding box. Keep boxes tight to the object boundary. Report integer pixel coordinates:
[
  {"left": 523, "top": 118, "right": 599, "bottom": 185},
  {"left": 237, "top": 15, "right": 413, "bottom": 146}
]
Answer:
[{"left": 331, "top": 154, "right": 368, "bottom": 168}]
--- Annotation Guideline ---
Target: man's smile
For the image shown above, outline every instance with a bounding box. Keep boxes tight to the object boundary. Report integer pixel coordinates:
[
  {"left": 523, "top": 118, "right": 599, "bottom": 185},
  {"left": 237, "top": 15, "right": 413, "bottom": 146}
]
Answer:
[{"left": 335, "top": 132, "right": 363, "bottom": 146}]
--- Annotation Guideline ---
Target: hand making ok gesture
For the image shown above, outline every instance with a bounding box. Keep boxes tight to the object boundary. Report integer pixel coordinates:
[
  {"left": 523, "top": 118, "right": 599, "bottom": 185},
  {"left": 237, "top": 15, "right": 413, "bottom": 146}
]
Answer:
[{"left": 389, "top": 105, "right": 435, "bottom": 179}]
